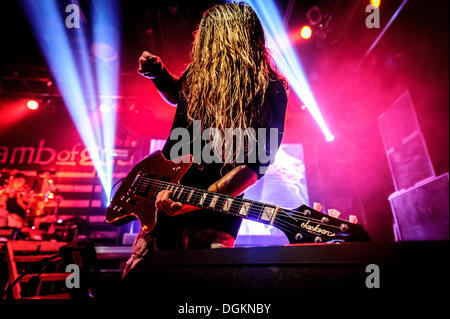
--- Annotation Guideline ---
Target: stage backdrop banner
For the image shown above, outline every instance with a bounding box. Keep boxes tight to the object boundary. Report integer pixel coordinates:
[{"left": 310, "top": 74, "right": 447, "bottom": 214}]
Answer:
[{"left": 0, "top": 99, "right": 148, "bottom": 229}]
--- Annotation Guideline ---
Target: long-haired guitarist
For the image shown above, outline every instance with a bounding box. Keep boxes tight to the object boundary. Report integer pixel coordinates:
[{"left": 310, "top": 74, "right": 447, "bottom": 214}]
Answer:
[{"left": 123, "top": 2, "right": 288, "bottom": 276}]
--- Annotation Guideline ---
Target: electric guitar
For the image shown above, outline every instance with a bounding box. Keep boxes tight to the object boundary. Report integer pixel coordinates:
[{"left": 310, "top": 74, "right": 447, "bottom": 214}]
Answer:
[{"left": 105, "top": 151, "right": 370, "bottom": 243}]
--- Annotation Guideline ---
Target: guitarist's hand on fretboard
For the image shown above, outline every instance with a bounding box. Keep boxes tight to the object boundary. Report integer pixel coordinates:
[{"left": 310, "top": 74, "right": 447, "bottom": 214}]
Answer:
[
  {"left": 155, "top": 190, "right": 199, "bottom": 216},
  {"left": 156, "top": 165, "right": 258, "bottom": 217}
]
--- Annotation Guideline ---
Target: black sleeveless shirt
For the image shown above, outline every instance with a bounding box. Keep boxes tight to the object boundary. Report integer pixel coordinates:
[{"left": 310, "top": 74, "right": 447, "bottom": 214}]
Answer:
[{"left": 156, "top": 77, "right": 288, "bottom": 244}]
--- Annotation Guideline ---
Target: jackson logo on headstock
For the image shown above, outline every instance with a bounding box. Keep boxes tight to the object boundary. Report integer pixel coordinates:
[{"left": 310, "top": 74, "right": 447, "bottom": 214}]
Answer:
[{"left": 300, "top": 220, "right": 335, "bottom": 237}]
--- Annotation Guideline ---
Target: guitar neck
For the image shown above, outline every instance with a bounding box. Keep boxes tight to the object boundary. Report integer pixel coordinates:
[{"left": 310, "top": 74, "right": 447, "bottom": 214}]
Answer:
[
  {"left": 140, "top": 176, "right": 280, "bottom": 226},
  {"left": 107, "top": 152, "right": 371, "bottom": 243}
]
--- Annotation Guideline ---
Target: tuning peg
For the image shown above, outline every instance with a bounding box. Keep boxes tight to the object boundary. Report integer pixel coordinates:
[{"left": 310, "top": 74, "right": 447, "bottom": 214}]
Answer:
[
  {"left": 314, "top": 236, "right": 323, "bottom": 243},
  {"left": 349, "top": 215, "right": 358, "bottom": 224},
  {"left": 327, "top": 209, "right": 341, "bottom": 218},
  {"left": 313, "top": 202, "right": 323, "bottom": 211}
]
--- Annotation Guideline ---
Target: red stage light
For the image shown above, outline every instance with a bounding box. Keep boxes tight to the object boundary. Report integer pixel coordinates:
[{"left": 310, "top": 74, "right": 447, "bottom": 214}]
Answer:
[
  {"left": 26, "top": 99, "right": 39, "bottom": 110},
  {"left": 300, "top": 26, "right": 312, "bottom": 40}
]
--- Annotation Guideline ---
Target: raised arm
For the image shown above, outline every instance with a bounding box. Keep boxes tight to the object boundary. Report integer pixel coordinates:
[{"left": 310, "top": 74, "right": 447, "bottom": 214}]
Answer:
[{"left": 138, "top": 51, "right": 179, "bottom": 106}]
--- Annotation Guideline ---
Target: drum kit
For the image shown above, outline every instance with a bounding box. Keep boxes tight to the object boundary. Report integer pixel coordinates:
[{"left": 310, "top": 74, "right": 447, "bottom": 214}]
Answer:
[{"left": 0, "top": 168, "right": 63, "bottom": 231}]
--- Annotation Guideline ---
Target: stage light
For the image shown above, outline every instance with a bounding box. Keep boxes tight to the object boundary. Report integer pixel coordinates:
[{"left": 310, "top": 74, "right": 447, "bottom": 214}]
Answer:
[
  {"left": 91, "top": 42, "right": 118, "bottom": 62},
  {"left": 21, "top": 0, "right": 111, "bottom": 200},
  {"left": 365, "top": 0, "right": 408, "bottom": 57},
  {"left": 92, "top": 0, "right": 121, "bottom": 201},
  {"left": 370, "top": 0, "right": 381, "bottom": 8},
  {"left": 300, "top": 104, "right": 307, "bottom": 110},
  {"left": 300, "top": 26, "right": 312, "bottom": 40},
  {"left": 46, "top": 80, "right": 53, "bottom": 87},
  {"left": 71, "top": 16, "right": 103, "bottom": 150},
  {"left": 99, "top": 103, "right": 111, "bottom": 114},
  {"left": 244, "top": 0, "right": 334, "bottom": 142},
  {"left": 26, "top": 99, "right": 39, "bottom": 110},
  {"left": 21, "top": 0, "right": 122, "bottom": 202}
]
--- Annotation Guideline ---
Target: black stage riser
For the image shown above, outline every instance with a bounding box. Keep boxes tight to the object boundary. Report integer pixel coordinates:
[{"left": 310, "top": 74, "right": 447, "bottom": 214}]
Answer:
[{"left": 113, "top": 241, "right": 449, "bottom": 299}]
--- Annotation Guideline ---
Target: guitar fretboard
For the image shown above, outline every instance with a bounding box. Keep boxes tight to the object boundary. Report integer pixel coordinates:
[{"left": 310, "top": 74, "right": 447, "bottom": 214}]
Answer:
[{"left": 133, "top": 175, "right": 279, "bottom": 226}]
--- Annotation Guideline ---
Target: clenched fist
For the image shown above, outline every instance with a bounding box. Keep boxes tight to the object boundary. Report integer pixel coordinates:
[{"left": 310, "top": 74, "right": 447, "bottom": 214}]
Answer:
[{"left": 138, "top": 51, "right": 163, "bottom": 78}]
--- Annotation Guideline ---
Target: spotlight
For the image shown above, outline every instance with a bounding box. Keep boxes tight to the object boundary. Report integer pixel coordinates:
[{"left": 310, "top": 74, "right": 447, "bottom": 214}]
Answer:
[
  {"left": 300, "top": 26, "right": 312, "bottom": 40},
  {"left": 91, "top": 42, "right": 118, "bottom": 62},
  {"left": 300, "top": 104, "right": 307, "bottom": 110},
  {"left": 370, "top": 0, "right": 381, "bottom": 8},
  {"left": 46, "top": 80, "right": 53, "bottom": 87},
  {"left": 99, "top": 103, "right": 111, "bottom": 114},
  {"left": 26, "top": 99, "right": 39, "bottom": 110}
]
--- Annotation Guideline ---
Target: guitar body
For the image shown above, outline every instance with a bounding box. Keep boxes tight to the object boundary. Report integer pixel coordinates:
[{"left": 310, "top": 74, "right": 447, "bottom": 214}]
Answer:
[{"left": 105, "top": 151, "right": 193, "bottom": 233}]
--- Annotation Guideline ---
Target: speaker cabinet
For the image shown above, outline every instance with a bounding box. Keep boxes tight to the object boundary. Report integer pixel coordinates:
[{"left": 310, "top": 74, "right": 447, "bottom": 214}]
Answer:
[
  {"left": 389, "top": 173, "right": 449, "bottom": 241},
  {"left": 378, "top": 91, "right": 435, "bottom": 190}
]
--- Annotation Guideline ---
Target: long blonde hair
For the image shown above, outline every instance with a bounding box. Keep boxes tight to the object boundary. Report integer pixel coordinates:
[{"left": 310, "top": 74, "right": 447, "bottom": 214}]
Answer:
[{"left": 182, "top": 2, "right": 285, "bottom": 164}]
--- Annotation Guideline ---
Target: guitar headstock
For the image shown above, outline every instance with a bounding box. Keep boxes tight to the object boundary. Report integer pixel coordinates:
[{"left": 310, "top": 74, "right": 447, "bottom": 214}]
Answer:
[{"left": 275, "top": 205, "right": 370, "bottom": 244}]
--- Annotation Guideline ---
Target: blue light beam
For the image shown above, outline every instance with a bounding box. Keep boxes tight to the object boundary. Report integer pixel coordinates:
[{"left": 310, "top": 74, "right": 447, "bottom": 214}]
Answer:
[
  {"left": 92, "top": 0, "right": 121, "bottom": 201},
  {"left": 20, "top": 0, "right": 111, "bottom": 198},
  {"left": 245, "top": 0, "right": 335, "bottom": 142}
]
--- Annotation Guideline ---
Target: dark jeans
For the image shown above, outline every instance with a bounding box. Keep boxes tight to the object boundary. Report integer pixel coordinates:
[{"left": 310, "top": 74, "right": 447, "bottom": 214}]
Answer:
[{"left": 122, "top": 227, "right": 235, "bottom": 278}]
